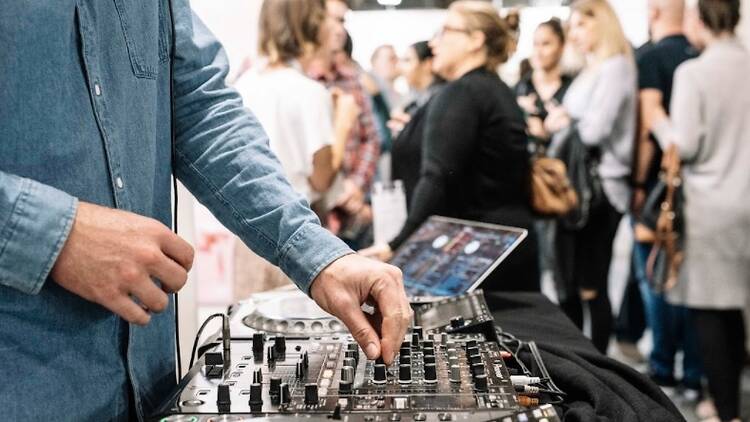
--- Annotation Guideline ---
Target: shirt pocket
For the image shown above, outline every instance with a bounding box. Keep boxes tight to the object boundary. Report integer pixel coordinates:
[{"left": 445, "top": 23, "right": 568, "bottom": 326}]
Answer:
[{"left": 112, "top": 0, "right": 171, "bottom": 79}]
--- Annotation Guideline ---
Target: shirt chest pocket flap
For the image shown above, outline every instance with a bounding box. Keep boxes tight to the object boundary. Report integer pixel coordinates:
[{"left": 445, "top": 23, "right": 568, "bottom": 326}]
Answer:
[{"left": 112, "top": 0, "right": 171, "bottom": 79}]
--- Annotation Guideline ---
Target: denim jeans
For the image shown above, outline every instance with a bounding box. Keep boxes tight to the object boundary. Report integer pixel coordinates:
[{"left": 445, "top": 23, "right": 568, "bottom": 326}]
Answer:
[{"left": 633, "top": 240, "right": 703, "bottom": 387}]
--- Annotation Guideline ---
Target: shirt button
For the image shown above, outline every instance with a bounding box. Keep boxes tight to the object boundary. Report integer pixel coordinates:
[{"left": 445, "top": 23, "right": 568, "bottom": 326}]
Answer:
[
  {"left": 94, "top": 83, "right": 102, "bottom": 96},
  {"left": 115, "top": 177, "right": 124, "bottom": 189}
]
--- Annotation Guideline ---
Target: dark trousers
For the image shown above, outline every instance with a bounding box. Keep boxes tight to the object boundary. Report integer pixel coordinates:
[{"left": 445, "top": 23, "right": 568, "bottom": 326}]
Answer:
[
  {"left": 556, "top": 197, "right": 622, "bottom": 354},
  {"left": 691, "top": 308, "right": 745, "bottom": 421}
]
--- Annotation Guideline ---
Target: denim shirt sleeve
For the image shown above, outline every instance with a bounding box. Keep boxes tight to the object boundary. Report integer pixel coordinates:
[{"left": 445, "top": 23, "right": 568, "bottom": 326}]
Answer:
[
  {"left": 170, "top": 3, "right": 352, "bottom": 293},
  {"left": 0, "top": 171, "right": 78, "bottom": 294}
]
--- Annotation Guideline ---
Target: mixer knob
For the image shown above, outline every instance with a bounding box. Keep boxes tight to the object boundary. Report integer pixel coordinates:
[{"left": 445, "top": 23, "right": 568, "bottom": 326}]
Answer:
[
  {"left": 345, "top": 349, "right": 359, "bottom": 363},
  {"left": 423, "top": 354, "right": 436, "bottom": 365},
  {"left": 399, "top": 346, "right": 411, "bottom": 358},
  {"left": 279, "top": 383, "right": 291, "bottom": 405},
  {"left": 373, "top": 364, "right": 387, "bottom": 384},
  {"left": 422, "top": 341, "right": 434, "bottom": 349},
  {"left": 400, "top": 354, "right": 411, "bottom": 365},
  {"left": 423, "top": 347, "right": 435, "bottom": 356},
  {"left": 398, "top": 364, "right": 412, "bottom": 384},
  {"left": 341, "top": 366, "right": 355, "bottom": 384},
  {"left": 465, "top": 340, "right": 477, "bottom": 349},
  {"left": 413, "top": 326, "right": 423, "bottom": 339},
  {"left": 450, "top": 316, "right": 465, "bottom": 329},
  {"left": 375, "top": 357, "right": 385, "bottom": 365},
  {"left": 252, "top": 368, "right": 263, "bottom": 384},
  {"left": 466, "top": 346, "right": 479, "bottom": 357},
  {"left": 347, "top": 342, "right": 359, "bottom": 351},
  {"left": 411, "top": 332, "right": 421, "bottom": 348},
  {"left": 449, "top": 365, "right": 461, "bottom": 383},
  {"left": 339, "top": 380, "right": 352, "bottom": 394},
  {"left": 274, "top": 336, "right": 286, "bottom": 357},
  {"left": 304, "top": 383, "right": 319, "bottom": 405},
  {"left": 469, "top": 353, "right": 482, "bottom": 365},
  {"left": 252, "top": 333, "right": 264, "bottom": 357},
  {"left": 303, "top": 351, "right": 310, "bottom": 368},
  {"left": 217, "top": 383, "right": 231, "bottom": 406},
  {"left": 424, "top": 363, "right": 437, "bottom": 383},
  {"left": 249, "top": 383, "right": 263, "bottom": 406},
  {"left": 270, "top": 376, "right": 281, "bottom": 396},
  {"left": 448, "top": 356, "right": 459, "bottom": 368},
  {"left": 474, "top": 374, "right": 488, "bottom": 391},
  {"left": 471, "top": 363, "right": 485, "bottom": 377},
  {"left": 401, "top": 341, "right": 411, "bottom": 349},
  {"left": 343, "top": 357, "right": 357, "bottom": 369}
]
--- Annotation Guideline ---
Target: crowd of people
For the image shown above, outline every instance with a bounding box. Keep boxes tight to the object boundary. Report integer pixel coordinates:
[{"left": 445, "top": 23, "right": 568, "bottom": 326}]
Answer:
[{"left": 233, "top": 0, "right": 749, "bottom": 420}]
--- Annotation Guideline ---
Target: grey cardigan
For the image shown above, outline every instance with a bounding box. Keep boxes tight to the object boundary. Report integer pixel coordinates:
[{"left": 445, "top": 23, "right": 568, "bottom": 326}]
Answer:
[
  {"left": 553, "top": 55, "right": 637, "bottom": 213},
  {"left": 667, "top": 38, "right": 750, "bottom": 309}
]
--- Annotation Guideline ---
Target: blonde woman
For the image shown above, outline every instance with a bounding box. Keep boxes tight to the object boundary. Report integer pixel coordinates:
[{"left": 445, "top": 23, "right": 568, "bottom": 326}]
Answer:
[
  {"left": 544, "top": 0, "right": 637, "bottom": 353},
  {"left": 362, "top": 1, "right": 540, "bottom": 294}
]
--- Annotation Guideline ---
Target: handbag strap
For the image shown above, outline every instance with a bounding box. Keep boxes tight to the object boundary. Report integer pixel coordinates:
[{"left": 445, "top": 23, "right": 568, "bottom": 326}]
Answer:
[{"left": 654, "top": 144, "right": 682, "bottom": 288}]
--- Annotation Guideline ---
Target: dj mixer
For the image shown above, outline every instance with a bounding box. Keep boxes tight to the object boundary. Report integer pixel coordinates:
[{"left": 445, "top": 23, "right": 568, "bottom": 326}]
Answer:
[{"left": 150, "top": 290, "right": 561, "bottom": 422}]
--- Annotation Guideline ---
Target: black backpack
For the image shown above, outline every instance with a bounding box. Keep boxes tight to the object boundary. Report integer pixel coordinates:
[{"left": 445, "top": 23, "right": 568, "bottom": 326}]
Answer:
[{"left": 553, "top": 125, "right": 604, "bottom": 230}]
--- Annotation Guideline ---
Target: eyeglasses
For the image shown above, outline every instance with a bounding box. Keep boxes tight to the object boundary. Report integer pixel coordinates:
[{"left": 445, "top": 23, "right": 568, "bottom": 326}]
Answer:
[{"left": 435, "top": 25, "right": 472, "bottom": 39}]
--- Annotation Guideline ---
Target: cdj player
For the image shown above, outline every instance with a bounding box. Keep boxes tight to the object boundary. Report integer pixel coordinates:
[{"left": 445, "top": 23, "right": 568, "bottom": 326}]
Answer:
[{"left": 150, "top": 290, "right": 562, "bottom": 422}]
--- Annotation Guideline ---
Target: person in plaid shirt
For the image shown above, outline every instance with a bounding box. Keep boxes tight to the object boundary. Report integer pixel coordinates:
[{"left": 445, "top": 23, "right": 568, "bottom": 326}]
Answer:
[{"left": 306, "top": 0, "right": 382, "bottom": 236}]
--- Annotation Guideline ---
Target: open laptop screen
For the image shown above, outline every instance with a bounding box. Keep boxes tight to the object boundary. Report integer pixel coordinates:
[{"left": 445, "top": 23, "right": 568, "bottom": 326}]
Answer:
[{"left": 389, "top": 216, "right": 527, "bottom": 297}]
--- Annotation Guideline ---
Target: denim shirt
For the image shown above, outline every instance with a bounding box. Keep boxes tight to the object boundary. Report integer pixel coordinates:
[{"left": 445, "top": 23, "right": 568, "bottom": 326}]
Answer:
[{"left": 0, "top": 1, "right": 351, "bottom": 420}]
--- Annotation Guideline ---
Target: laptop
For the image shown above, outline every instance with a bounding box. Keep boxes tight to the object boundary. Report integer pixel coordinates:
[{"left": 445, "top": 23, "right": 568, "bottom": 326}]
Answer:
[{"left": 388, "top": 216, "right": 527, "bottom": 302}]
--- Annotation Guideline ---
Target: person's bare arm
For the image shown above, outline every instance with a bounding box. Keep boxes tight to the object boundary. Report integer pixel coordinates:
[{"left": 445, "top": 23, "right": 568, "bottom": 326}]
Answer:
[{"left": 632, "top": 89, "right": 665, "bottom": 213}]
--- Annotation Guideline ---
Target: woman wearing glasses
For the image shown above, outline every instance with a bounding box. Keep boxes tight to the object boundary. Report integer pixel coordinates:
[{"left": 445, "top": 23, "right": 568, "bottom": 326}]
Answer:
[{"left": 362, "top": 1, "right": 539, "bottom": 294}]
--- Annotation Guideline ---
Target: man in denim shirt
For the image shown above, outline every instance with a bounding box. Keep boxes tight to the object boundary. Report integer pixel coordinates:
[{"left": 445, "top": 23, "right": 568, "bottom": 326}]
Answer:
[{"left": 0, "top": 1, "right": 412, "bottom": 420}]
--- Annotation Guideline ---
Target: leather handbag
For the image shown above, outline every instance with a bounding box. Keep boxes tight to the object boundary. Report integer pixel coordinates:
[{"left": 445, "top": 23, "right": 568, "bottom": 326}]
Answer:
[
  {"left": 530, "top": 155, "right": 578, "bottom": 216},
  {"left": 643, "top": 144, "right": 684, "bottom": 292}
]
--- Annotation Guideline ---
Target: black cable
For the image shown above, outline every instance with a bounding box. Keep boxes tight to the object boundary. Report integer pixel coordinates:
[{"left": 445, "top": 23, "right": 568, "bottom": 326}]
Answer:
[
  {"left": 166, "top": 0, "right": 181, "bottom": 380},
  {"left": 189, "top": 313, "right": 227, "bottom": 368}
]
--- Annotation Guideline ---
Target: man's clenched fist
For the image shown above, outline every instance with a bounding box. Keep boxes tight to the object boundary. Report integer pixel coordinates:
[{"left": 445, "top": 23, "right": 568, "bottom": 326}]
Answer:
[
  {"left": 50, "top": 202, "right": 194, "bottom": 325},
  {"left": 310, "top": 254, "right": 412, "bottom": 365}
]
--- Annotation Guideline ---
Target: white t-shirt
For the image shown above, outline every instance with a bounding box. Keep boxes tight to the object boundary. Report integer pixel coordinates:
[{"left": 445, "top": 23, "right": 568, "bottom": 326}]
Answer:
[{"left": 235, "top": 66, "right": 334, "bottom": 203}]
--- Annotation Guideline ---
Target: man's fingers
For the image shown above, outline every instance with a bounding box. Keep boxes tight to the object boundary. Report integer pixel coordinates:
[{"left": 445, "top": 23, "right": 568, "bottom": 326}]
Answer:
[
  {"left": 159, "top": 231, "right": 194, "bottom": 271},
  {"left": 148, "top": 253, "right": 189, "bottom": 293},
  {"left": 128, "top": 276, "right": 170, "bottom": 314},
  {"left": 108, "top": 296, "right": 152, "bottom": 326},
  {"left": 336, "top": 302, "right": 382, "bottom": 360},
  {"left": 369, "top": 272, "right": 411, "bottom": 364}
]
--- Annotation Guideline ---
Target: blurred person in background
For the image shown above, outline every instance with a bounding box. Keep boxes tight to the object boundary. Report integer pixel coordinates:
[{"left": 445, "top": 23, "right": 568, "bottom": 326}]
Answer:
[
  {"left": 232, "top": 0, "right": 362, "bottom": 294},
  {"left": 235, "top": 0, "right": 359, "bottom": 207},
  {"left": 370, "top": 44, "right": 403, "bottom": 111},
  {"left": 334, "top": 32, "right": 393, "bottom": 181},
  {"left": 389, "top": 41, "right": 445, "bottom": 208},
  {"left": 362, "top": 1, "right": 540, "bottom": 294},
  {"left": 662, "top": 1, "right": 750, "bottom": 420},
  {"left": 514, "top": 18, "right": 573, "bottom": 316},
  {"left": 544, "top": 0, "right": 637, "bottom": 354},
  {"left": 515, "top": 18, "right": 573, "bottom": 149},
  {"left": 306, "top": 0, "right": 384, "bottom": 248},
  {"left": 630, "top": 0, "right": 703, "bottom": 398}
]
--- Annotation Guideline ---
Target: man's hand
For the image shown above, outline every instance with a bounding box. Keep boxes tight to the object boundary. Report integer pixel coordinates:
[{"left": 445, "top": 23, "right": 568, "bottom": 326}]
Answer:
[
  {"left": 50, "top": 202, "right": 194, "bottom": 325},
  {"left": 310, "top": 254, "right": 412, "bottom": 365}
]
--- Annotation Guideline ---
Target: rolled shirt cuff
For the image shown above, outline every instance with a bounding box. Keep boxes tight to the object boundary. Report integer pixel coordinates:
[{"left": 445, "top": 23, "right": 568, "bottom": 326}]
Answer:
[
  {"left": 0, "top": 176, "right": 78, "bottom": 294},
  {"left": 277, "top": 222, "right": 353, "bottom": 295}
]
